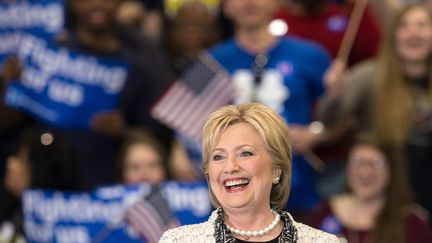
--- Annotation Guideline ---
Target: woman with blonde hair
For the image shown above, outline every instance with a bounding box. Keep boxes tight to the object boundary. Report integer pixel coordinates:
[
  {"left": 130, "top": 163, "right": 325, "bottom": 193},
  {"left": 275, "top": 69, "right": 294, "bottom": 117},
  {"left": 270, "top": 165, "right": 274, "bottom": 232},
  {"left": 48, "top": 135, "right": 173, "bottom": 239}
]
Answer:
[{"left": 159, "top": 103, "right": 338, "bottom": 242}]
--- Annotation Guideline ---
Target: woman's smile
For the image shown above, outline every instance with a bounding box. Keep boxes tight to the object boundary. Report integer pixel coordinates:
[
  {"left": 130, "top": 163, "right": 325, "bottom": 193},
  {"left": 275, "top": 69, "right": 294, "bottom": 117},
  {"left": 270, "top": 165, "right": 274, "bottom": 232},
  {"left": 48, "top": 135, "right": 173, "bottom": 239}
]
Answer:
[{"left": 223, "top": 177, "right": 251, "bottom": 192}]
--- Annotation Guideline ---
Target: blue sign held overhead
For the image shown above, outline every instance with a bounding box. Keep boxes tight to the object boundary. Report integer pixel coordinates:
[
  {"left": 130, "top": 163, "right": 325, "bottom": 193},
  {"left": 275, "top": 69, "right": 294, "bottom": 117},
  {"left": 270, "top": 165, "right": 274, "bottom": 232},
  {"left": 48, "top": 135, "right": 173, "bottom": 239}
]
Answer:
[
  {"left": 0, "top": 0, "right": 65, "bottom": 66},
  {"left": 5, "top": 33, "right": 129, "bottom": 129}
]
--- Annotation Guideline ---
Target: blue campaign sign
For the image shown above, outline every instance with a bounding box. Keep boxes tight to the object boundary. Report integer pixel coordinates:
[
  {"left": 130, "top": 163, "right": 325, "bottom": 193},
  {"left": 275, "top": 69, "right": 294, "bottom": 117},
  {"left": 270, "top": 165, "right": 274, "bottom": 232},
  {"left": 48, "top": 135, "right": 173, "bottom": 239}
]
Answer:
[
  {"left": 23, "top": 181, "right": 212, "bottom": 243},
  {"left": 162, "top": 181, "right": 212, "bottom": 225},
  {"left": 0, "top": 30, "right": 21, "bottom": 69},
  {"left": 0, "top": 0, "right": 64, "bottom": 34},
  {"left": 0, "top": 0, "right": 64, "bottom": 67},
  {"left": 5, "top": 33, "right": 129, "bottom": 129}
]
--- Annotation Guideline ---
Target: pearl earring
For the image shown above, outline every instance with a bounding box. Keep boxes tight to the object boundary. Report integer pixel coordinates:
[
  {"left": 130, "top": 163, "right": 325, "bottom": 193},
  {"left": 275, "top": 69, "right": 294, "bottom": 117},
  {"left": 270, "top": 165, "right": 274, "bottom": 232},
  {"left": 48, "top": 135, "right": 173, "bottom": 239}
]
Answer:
[{"left": 273, "top": 176, "right": 280, "bottom": 185}]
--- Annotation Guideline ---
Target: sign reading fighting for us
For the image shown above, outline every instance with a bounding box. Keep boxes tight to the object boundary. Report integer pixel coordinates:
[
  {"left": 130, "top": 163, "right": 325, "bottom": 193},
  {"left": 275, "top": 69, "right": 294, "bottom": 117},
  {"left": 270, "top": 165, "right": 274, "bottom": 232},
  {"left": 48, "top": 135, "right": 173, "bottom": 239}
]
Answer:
[
  {"left": 5, "top": 33, "right": 128, "bottom": 128},
  {"left": 23, "top": 181, "right": 212, "bottom": 243},
  {"left": 0, "top": 0, "right": 64, "bottom": 66}
]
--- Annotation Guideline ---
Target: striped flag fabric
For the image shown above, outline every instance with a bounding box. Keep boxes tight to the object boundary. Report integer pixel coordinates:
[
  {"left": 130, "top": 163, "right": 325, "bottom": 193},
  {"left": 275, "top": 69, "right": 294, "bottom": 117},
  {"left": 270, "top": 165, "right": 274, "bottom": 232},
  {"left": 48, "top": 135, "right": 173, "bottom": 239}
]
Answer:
[
  {"left": 151, "top": 51, "right": 235, "bottom": 142},
  {"left": 124, "top": 186, "right": 179, "bottom": 243}
]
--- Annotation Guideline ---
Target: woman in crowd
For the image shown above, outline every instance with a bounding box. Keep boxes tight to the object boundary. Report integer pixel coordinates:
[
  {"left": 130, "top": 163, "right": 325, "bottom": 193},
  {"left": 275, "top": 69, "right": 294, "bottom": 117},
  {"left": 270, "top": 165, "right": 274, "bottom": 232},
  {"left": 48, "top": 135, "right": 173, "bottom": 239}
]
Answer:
[
  {"left": 311, "top": 134, "right": 432, "bottom": 242},
  {"left": 119, "top": 128, "right": 200, "bottom": 183},
  {"left": 159, "top": 103, "right": 338, "bottom": 242},
  {"left": 326, "top": 3, "right": 432, "bottom": 217},
  {"left": 119, "top": 129, "right": 171, "bottom": 184},
  {"left": 118, "top": 129, "right": 179, "bottom": 243}
]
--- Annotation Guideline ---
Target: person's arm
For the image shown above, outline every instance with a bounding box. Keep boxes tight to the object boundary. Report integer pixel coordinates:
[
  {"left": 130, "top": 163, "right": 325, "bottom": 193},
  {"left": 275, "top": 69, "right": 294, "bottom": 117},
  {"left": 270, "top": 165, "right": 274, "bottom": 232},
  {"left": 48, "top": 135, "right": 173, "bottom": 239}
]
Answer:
[
  {"left": 288, "top": 116, "right": 356, "bottom": 162},
  {"left": 89, "top": 110, "right": 126, "bottom": 137},
  {"left": 292, "top": 59, "right": 376, "bottom": 156},
  {"left": 289, "top": 44, "right": 337, "bottom": 158},
  {"left": 0, "top": 56, "right": 27, "bottom": 133},
  {"left": 316, "top": 59, "right": 377, "bottom": 146},
  {"left": 313, "top": 57, "right": 355, "bottom": 146}
]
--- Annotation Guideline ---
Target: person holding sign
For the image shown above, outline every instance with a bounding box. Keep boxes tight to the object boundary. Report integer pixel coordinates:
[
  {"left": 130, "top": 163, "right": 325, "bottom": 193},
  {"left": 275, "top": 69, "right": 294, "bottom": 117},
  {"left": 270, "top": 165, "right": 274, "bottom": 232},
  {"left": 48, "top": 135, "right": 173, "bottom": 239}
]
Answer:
[
  {"left": 159, "top": 103, "right": 339, "bottom": 242},
  {"left": 0, "top": 128, "right": 79, "bottom": 242},
  {"left": 50, "top": 0, "right": 174, "bottom": 189}
]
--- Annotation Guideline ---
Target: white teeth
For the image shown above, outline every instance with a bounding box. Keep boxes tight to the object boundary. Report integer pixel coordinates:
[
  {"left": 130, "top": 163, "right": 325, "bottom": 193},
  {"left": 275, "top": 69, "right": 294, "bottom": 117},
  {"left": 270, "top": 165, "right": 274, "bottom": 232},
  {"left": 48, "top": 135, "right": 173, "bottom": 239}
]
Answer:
[{"left": 225, "top": 179, "right": 250, "bottom": 187}]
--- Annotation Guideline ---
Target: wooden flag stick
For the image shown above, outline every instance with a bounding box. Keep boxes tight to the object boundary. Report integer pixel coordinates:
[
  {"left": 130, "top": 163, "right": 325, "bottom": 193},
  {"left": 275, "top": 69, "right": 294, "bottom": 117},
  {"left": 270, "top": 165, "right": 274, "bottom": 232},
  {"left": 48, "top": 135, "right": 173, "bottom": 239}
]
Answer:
[
  {"left": 304, "top": 149, "right": 326, "bottom": 172},
  {"left": 337, "top": 0, "right": 370, "bottom": 63}
]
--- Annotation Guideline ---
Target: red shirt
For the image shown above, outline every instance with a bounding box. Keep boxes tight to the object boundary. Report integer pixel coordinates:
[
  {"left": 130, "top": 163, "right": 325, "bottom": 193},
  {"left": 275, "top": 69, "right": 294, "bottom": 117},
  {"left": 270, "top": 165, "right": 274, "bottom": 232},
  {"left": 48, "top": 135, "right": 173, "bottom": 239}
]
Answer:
[{"left": 274, "top": 3, "right": 381, "bottom": 66}]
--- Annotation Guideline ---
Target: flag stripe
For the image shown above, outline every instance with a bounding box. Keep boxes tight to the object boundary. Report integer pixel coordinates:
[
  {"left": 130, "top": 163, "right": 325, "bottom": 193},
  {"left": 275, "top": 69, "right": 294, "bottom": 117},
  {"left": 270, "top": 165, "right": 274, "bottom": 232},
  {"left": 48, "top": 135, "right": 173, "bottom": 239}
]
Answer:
[
  {"left": 174, "top": 74, "right": 231, "bottom": 141},
  {"left": 181, "top": 72, "right": 234, "bottom": 139},
  {"left": 127, "top": 205, "right": 159, "bottom": 243},
  {"left": 187, "top": 78, "right": 235, "bottom": 140},
  {"left": 186, "top": 73, "right": 234, "bottom": 135},
  {"left": 135, "top": 203, "right": 164, "bottom": 242},
  {"left": 126, "top": 202, "right": 166, "bottom": 243},
  {"left": 152, "top": 82, "right": 187, "bottom": 120},
  {"left": 167, "top": 84, "right": 196, "bottom": 126},
  {"left": 151, "top": 52, "right": 234, "bottom": 142}
]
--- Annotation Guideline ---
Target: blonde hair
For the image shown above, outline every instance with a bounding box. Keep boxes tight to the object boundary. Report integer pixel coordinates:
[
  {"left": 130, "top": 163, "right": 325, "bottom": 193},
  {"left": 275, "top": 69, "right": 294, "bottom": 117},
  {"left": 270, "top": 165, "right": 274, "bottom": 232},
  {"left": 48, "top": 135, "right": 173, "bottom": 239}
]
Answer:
[
  {"left": 201, "top": 103, "right": 292, "bottom": 209},
  {"left": 374, "top": 4, "right": 432, "bottom": 145}
]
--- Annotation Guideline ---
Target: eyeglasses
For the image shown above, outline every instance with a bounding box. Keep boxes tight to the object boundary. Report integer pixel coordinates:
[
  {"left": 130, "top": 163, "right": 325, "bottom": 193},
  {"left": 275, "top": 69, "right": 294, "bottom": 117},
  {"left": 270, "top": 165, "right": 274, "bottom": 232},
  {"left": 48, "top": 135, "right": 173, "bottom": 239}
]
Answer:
[{"left": 348, "top": 158, "right": 386, "bottom": 171}]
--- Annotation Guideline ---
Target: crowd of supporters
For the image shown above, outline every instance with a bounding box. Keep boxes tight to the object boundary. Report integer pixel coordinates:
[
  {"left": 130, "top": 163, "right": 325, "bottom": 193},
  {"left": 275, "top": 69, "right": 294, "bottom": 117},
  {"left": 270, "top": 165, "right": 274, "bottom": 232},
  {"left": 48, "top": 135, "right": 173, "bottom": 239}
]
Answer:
[{"left": 1, "top": 0, "right": 432, "bottom": 242}]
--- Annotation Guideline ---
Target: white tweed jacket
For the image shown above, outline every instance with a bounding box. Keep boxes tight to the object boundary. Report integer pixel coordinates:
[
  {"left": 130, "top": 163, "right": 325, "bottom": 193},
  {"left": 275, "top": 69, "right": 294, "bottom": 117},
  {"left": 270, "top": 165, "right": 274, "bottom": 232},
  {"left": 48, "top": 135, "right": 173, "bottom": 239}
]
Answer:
[{"left": 159, "top": 209, "right": 340, "bottom": 243}]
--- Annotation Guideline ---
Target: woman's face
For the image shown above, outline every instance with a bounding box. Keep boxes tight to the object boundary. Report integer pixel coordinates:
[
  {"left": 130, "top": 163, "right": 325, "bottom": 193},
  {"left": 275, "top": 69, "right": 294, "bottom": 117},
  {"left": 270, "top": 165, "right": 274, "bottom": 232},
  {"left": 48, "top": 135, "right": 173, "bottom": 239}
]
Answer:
[
  {"left": 208, "top": 122, "right": 278, "bottom": 212},
  {"left": 123, "top": 143, "right": 165, "bottom": 184},
  {"left": 347, "top": 145, "right": 390, "bottom": 201},
  {"left": 396, "top": 7, "right": 432, "bottom": 63}
]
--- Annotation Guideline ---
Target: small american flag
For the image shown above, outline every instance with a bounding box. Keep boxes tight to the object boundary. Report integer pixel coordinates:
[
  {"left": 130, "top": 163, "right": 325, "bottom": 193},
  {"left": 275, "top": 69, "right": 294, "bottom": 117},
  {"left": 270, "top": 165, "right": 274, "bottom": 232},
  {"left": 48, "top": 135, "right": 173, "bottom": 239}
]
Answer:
[
  {"left": 124, "top": 186, "right": 179, "bottom": 243},
  {"left": 151, "top": 52, "right": 234, "bottom": 142}
]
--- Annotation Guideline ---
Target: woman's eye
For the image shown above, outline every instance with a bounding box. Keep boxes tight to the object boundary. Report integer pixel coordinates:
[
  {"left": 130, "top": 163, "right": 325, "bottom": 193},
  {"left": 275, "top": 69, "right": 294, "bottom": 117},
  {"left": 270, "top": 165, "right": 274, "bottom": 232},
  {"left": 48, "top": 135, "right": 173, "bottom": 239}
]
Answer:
[
  {"left": 241, "top": 151, "right": 253, "bottom": 157},
  {"left": 212, "top": 155, "right": 223, "bottom": 161}
]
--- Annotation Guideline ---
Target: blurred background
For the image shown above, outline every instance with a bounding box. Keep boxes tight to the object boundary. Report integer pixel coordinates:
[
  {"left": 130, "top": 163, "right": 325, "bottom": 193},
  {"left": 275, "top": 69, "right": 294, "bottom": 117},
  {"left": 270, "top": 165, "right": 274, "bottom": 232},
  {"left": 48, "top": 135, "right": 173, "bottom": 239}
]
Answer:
[{"left": 0, "top": 0, "right": 432, "bottom": 242}]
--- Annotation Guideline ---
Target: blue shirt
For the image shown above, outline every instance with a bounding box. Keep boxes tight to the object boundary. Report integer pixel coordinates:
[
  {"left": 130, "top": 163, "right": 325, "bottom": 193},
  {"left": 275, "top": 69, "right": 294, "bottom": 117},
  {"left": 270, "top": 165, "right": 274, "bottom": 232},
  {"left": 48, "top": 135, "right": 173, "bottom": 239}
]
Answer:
[{"left": 209, "top": 37, "right": 331, "bottom": 210}]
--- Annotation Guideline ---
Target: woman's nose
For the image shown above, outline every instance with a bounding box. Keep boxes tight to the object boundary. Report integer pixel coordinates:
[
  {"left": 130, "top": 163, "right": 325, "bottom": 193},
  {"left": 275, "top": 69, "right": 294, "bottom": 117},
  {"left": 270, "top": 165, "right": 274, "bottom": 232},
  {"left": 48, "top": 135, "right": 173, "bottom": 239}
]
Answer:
[{"left": 224, "top": 155, "right": 240, "bottom": 173}]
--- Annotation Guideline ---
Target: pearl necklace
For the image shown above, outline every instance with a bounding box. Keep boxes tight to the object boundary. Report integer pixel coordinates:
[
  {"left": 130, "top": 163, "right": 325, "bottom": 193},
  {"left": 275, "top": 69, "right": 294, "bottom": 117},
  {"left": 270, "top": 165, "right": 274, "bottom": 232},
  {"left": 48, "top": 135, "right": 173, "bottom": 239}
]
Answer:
[{"left": 225, "top": 210, "right": 281, "bottom": 238}]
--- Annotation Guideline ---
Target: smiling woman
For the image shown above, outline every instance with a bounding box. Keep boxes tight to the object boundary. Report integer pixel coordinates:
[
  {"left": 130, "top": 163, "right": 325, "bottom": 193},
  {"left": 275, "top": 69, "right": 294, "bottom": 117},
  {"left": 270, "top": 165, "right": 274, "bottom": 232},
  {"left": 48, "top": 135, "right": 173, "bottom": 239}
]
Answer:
[
  {"left": 310, "top": 133, "right": 432, "bottom": 243},
  {"left": 159, "top": 103, "right": 339, "bottom": 243}
]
